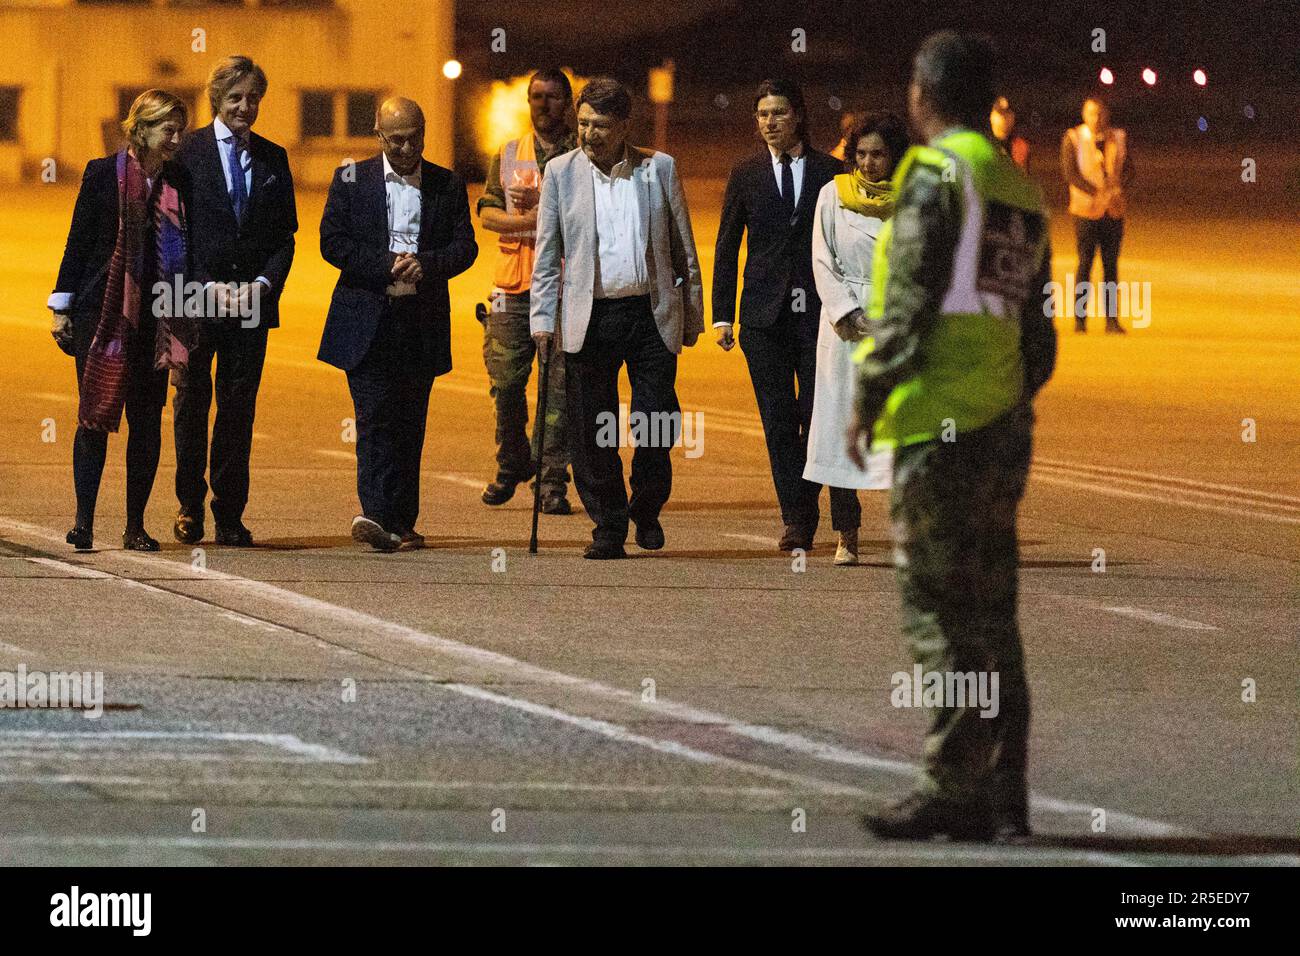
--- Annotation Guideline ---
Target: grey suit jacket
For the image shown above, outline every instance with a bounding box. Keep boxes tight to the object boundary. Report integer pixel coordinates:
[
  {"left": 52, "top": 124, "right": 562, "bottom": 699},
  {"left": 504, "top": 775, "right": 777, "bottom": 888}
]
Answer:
[{"left": 529, "top": 145, "right": 704, "bottom": 354}]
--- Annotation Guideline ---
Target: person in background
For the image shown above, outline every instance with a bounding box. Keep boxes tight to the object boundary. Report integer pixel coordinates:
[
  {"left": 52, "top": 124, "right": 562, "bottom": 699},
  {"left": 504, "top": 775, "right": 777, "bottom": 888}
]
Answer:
[
  {"left": 172, "top": 55, "right": 298, "bottom": 548},
  {"left": 50, "top": 89, "right": 198, "bottom": 552},
  {"left": 1060, "top": 95, "right": 1134, "bottom": 334},
  {"left": 828, "top": 110, "right": 860, "bottom": 162},
  {"left": 990, "top": 96, "right": 1029, "bottom": 173},
  {"left": 806, "top": 112, "right": 909, "bottom": 566},
  {"left": 476, "top": 67, "right": 576, "bottom": 516},
  {"left": 713, "top": 79, "right": 842, "bottom": 553},
  {"left": 318, "top": 97, "right": 478, "bottom": 552}
]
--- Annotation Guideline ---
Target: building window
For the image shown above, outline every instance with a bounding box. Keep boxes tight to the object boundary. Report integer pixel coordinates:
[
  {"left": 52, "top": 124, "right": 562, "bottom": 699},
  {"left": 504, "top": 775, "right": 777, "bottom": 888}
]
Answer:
[
  {"left": 301, "top": 90, "right": 381, "bottom": 141},
  {"left": 346, "top": 91, "right": 379, "bottom": 138},
  {"left": 300, "top": 91, "right": 334, "bottom": 138},
  {"left": 0, "top": 87, "right": 19, "bottom": 143}
]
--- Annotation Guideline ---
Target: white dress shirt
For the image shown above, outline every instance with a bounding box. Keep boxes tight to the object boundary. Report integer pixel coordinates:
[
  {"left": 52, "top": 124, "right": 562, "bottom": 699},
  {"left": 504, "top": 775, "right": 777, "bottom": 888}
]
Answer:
[
  {"left": 382, "top": 152, "right": 422, "bottom": 297},
  {"left": 591, "top": 148, "right": 649, "bottom": 299},
  {"left": 210, "top": 118, "right": 271, "bottom": 294}
]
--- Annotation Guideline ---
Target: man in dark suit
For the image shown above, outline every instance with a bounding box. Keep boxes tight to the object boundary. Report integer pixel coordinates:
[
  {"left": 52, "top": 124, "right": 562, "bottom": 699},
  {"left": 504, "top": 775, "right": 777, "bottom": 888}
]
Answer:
[
  {"left": 318, "top": 96, "right": 478, "bottom": 552},
  {"left": 713, "top": 79, "right": 840, "bottom": 552},
  {"left": 172, "top": 56, "right": 297, "bottom": 547}
]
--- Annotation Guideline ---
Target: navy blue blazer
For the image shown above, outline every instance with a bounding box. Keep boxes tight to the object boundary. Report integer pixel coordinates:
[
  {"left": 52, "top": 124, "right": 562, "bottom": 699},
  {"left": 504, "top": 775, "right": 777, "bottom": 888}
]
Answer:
[
  {"left": 317, "top": 155, "right": 477, "bottom": 377},
  {"left": 177, "top": 123, "right": 297, "bottom": 330},
  {"left": 712, "top": 147, "right": 841, "bottom": 332},
  {"left": 52, "top": 155, "right": 195, "bottom": 327}
]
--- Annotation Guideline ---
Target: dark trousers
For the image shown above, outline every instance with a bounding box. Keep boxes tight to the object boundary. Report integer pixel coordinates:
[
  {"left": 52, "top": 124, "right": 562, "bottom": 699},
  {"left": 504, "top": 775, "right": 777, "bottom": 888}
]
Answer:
[
  {"left": 172, "top": 322, "right": 269, "bottom": 525},
  {"left": 344, "top": 298, "right": 434, "bottom": 533},
  {"left": 566, "top": 294, "right": 678, "bottom": 545},
  {"left": 482, "top": 291, "right": 569, "bottom": 493},
  {"left": 1073, "top": 214, "right": 1124, "bottom": 328},
  {"left": 739, "top": 306, "right": 821, "bottom": 530},
  {"left": 72, "top": 313, "right": 168, "bottom": 530},
  {"left": 829, "top": 487, "right": 861, "bottom": 532}
]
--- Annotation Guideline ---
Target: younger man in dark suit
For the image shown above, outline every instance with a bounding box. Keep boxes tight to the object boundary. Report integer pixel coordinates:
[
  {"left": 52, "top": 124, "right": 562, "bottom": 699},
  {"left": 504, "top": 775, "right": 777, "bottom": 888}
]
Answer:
[
  {"left": 713, "top": 79, "right": 841, "bottom": 552},
  {"left": 318, "top": 97, "right": 478, "bottom": 551}
]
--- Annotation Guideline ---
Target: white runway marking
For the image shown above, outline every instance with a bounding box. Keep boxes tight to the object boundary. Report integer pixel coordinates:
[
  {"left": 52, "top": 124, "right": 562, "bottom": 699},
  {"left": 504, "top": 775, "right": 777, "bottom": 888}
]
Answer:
[
  {"left": 1033, "top": 465, "right": 1300, "bottom": 526},
  {"left": 0, "top": 834, "right": 1153, "bottom": 866},
  {"left": 445, "top": 682, "right": 871, "bottom": 797},
  {"left": 0, "top": 730, "right": 367, "bottom": 765},
  {"left": 0, "top": 518, "right": 1188, "bottom": 838},
  {"left": 434, "top": 473, "right": 487, "bottom": 490},
  {"left": 722, "top": 533, "right": 778, "bottom": 546},
  {"left": 24, "top": 557, "right": 112, "bottom": 579},
  {"left": 1101, "top": 606, "right": 1220, "bottom": 631}
]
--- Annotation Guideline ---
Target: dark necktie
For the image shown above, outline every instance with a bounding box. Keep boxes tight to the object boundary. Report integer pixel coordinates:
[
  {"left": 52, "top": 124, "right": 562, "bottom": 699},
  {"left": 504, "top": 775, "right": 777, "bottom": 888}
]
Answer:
[
  {"left": 779, "top": 152, "right": 795, "bottom": 221},
  {"left": 226, "top": 134, "right": 248, "bottom": 223}
]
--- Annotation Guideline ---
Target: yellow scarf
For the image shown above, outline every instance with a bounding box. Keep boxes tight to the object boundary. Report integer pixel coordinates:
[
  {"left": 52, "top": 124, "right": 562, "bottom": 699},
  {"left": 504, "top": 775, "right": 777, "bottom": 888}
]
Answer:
[{"left": 835, "top": 170, "right": 895, "bottom": 219}]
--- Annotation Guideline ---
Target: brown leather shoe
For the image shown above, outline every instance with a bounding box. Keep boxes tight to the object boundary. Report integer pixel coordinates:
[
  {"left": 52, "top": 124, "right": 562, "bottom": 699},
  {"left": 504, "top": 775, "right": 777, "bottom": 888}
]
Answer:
[
  {"left": 173, "top": 511, "right": 203, "bottom": 544},
  {"left": 778, "top": 524, "right": 814, "bottom": 552},
  {"left": 481, "top": 479, "right": 519, "bottom": 506},
  {"left": 396, "top": 528, "right": 426, "bottom": 550}
]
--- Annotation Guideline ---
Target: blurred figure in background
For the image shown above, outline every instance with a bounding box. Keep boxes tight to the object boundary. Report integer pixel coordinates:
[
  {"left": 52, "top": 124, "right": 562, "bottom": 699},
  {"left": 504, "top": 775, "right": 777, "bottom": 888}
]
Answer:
[
  {"left": 828, "top": 110, "right": 860, "bottom": 162},
  {"left": 476, "top": 68, "right": 576, "bottom": 516},
  {"left": 806, "top": 112, "right": 909, "bottom": 566},
  {"left": 1061, "top": 95, "right": 1134, "bottom": 334},
  {"left": 989, "top": 96, "right": 1029, "bottom": 172},
  {"left": 49, "top": 89, "right": 198, "bottom": 552}
]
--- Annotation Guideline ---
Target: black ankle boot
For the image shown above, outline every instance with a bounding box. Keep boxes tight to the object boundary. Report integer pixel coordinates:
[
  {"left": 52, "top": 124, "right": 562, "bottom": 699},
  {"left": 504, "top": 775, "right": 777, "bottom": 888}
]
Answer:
[
  {"left": 122, "top": 527, "right": 160, "bottom": 552},
  {"left": 67, "top": 526, "right": 93, "bottom": 551}
]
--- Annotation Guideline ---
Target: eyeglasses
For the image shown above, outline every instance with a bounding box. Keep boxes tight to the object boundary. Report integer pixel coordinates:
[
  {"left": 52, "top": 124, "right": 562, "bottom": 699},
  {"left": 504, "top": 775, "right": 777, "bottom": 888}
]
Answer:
[{"left": 377, "top": 130, "right": 423, "bottom": 151}]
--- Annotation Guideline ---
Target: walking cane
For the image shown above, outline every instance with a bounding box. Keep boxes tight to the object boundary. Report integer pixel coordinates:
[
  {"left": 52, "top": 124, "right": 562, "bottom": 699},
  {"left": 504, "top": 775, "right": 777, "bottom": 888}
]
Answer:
[{"left": 528, "top": 344, "right": 553, "bottom": 554}]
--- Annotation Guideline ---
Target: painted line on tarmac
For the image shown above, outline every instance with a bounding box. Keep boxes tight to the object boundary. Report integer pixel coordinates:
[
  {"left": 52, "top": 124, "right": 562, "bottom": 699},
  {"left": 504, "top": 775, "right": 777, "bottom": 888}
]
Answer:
[
  {"left": 0, "top": 775, "right": 793, "bottom": 798},
  {"left": 1032, "top": 469, "right": 1300, "bottom": 526},
  {"left": 1100, "top": 606, "right": 1220, "bottom": 631},
  {"left": 24, "top": 557, "right": 112, "bottom": 579},
  {"left": 722, "top": 533, "right": 777, "bottom": 546},
  {"left": 0, "top": 834, "right": 1149, "bottom": 865},
  {"left": 0, "top": 518, "right": 1189, "bottom": 838},
  {"left": 1035, "top": 456, "right": 1300, "bottom": 507},
  {"left": 0, "top": 730, "right": 366, "bottom": 764},
  {"left": 445, "top": 682, "right": 869, "bottom": 797}
]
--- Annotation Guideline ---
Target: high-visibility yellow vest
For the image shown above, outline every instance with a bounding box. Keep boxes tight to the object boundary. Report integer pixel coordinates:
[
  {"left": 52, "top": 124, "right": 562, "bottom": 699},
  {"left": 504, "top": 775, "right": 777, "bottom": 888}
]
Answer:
[
  {"left": 857, "top": 129, "right": 1047, "bottom": 449},
  {"left": 493, "top": 132, "right": 540, "bottom": 294}
]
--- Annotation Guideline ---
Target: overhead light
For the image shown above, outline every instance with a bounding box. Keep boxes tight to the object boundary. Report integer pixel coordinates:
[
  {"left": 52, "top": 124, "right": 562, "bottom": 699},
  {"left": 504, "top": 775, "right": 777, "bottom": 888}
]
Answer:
[
  {"left": 1142, "top": 67, "right": 1157, "bottom": 86},
  {"left": 442, "top": 59, "right": 463, "bottom": 80},
  {"left": 1099, "top": 67, "right": 1114, "bottom": 85},
  {"left": 1193, "top": 68, "right": 1207, "bottom": 86}
]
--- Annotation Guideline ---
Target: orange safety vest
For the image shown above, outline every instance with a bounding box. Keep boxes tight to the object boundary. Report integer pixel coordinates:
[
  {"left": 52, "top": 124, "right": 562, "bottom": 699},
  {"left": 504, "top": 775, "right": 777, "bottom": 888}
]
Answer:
[{"left": 493, "top": 132, "right": 540, "bottom": 294}]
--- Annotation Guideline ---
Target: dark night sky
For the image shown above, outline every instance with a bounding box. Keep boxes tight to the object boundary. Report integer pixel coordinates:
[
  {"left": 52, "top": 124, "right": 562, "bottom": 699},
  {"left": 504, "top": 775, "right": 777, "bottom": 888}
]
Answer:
[{"left": 454, "top": 0, "right": 1298, "bottom": 176}]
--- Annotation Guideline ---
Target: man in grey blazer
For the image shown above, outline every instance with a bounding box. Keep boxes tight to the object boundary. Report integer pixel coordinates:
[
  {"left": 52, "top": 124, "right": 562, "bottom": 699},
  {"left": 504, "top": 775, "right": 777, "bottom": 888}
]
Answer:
[{"left": 531, "top": 78, "right": 704, "bottom": 559}]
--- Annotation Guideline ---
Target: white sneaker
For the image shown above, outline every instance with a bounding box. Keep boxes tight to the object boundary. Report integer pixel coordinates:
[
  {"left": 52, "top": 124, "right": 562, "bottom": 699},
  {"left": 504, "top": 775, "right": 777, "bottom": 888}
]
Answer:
[
  {"left": 834, "top": 531, "right": 859, "bottom": 566},
  {"left": 351, "top": 515, "right": 400, "bottom": 553}
]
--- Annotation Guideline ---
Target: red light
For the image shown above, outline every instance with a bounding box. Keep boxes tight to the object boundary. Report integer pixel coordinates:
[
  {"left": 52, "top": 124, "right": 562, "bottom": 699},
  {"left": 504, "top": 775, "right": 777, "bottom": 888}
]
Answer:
[
  {"left": 1142, "top": 68, "right": 1157, "bottom": 86},
  {"left": 1193, "top": 69, "right": 1207, "bottom": 86},
  {"left": 1099, "top": 67, "right": 1114, "bottom": 85}
]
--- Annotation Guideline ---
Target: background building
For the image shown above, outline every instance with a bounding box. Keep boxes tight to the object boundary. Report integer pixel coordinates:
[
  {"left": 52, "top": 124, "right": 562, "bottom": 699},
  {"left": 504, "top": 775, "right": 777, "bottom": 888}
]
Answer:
[{"left": 0, "top": 0, "right": 456, "bottom": 186}]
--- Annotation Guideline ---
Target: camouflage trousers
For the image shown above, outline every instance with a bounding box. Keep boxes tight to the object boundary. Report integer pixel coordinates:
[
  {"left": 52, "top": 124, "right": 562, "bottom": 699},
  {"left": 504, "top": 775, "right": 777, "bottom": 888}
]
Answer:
[
  {"left": 889, "top": 403, "right": 1034, "bottom": 811},
  {"left": 481, "top": 291, "right": 569, "bottom": 493}
]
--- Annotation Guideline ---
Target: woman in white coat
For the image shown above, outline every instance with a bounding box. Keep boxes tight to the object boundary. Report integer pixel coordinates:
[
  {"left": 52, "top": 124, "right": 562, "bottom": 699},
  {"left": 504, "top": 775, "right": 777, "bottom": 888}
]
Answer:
[{"left": 805, "top": 113, "right": 909, "bottom": 565}]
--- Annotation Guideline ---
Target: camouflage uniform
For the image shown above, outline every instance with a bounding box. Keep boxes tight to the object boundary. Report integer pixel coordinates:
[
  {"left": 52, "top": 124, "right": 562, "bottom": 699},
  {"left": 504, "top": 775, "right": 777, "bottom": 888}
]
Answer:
[
  {"left": 477, "top": 132, "right": 577, "bottom": 494},
  {"left": 856, "top": 137, "right": 1057, "bottom": 815}
]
